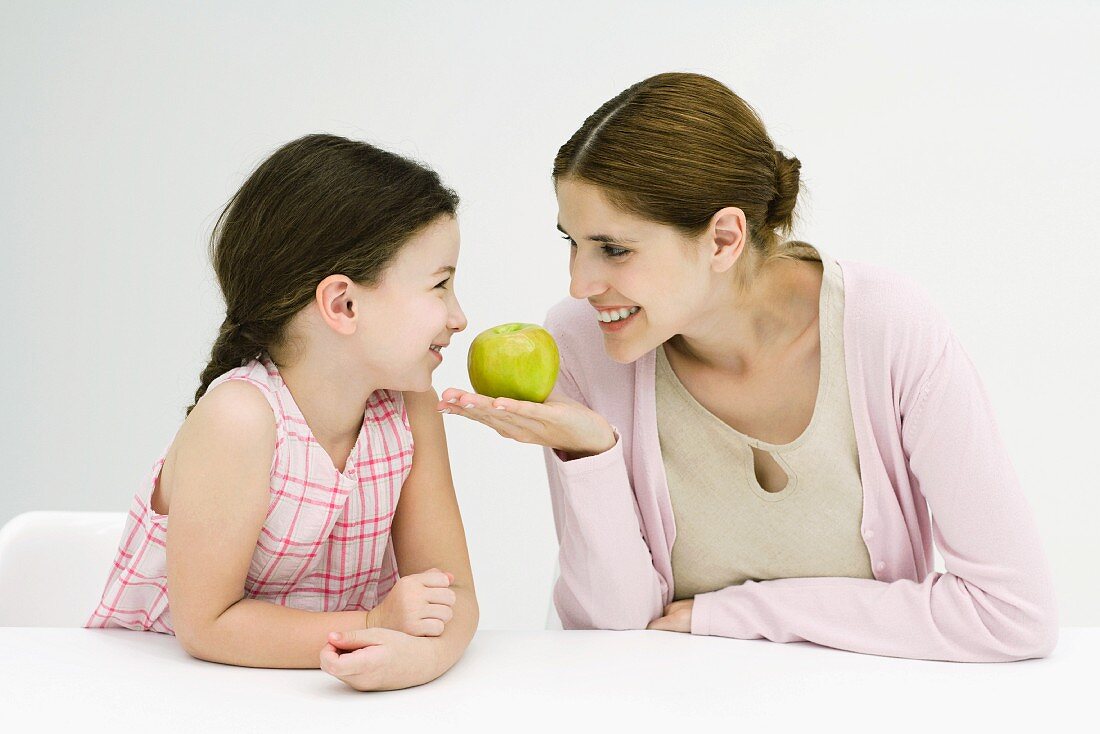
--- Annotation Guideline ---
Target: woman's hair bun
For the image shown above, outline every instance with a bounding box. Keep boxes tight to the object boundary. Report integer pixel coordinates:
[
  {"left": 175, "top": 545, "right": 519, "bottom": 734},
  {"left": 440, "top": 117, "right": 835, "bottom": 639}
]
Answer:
[{"left": 765, "top": 150, "right": 801, "bottom": 232}]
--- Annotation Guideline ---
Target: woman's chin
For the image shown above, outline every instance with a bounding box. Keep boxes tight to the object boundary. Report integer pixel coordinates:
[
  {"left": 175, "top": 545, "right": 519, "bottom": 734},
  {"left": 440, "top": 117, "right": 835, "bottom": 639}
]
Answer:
[{"left": 603, "top": 340, "right": 648, "bottom": 365}]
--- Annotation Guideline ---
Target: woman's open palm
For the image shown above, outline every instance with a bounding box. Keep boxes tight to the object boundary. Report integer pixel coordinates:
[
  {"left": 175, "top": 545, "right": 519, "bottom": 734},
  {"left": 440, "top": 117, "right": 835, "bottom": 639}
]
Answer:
[{"left": 437, "top": 388, "right": 616, "bottom": 459}]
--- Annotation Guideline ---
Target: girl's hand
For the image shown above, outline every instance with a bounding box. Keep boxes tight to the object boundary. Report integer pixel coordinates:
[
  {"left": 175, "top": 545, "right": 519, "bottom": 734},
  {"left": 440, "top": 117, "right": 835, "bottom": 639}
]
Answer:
[
  {"left": 322, "top": 627, "right": 439, "bottom": 691},
  {"left": 366, "top": 568, "right": 456, "bottom": 637},
  {"left": 438, "top": 388, "right": 617, "bottom": 459},
  {"left": 646, "top": 599, "right": 693, "bottom": 633}
]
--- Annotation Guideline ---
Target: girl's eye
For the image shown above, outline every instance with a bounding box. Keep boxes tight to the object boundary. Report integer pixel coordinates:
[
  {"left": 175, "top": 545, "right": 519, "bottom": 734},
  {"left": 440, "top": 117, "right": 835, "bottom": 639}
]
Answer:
[
  {"left": 561, "top": 234, "right": 576, "bottom": 248},
  {"left": 435, "top": 278, "right": 450, "bottom": 290}
]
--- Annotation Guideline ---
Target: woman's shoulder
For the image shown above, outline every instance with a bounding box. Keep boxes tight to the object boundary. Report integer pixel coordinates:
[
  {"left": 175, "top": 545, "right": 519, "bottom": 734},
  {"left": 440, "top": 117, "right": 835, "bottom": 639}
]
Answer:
[
  {"left": 840, "top": 260, "right": 946, "bottom": 331},
  {"left": 838, "top": 260, "right": 955, "bottom": 393}
]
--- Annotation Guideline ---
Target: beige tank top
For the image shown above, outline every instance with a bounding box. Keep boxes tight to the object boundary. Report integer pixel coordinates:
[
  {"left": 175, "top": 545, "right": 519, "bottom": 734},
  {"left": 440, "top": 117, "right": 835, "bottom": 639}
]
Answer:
[{"left": 657, "top": 252, "right": 874, "bottom": 600}]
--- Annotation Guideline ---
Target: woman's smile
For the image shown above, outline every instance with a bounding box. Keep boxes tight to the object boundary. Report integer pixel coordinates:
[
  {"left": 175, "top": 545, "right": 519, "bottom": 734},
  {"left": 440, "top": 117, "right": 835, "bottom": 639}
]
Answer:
[{"left": 596, "top": 305, "right": 642, "bottom": 333}]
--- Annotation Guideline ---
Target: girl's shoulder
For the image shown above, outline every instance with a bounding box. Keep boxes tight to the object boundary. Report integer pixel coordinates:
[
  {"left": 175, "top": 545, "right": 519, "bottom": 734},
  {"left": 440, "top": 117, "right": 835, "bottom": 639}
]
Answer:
[
  {"left": 179, "top": 358, "right": 284, "bottom": 468},
  {"left": 154, "top": 370, "right": 277, "bottom": 519},
  {"left": 207, "top": 358, "right": 284, "bottom": 410},
  {"left": 192, "top": 378, "right": 278, "bottom": 437}
]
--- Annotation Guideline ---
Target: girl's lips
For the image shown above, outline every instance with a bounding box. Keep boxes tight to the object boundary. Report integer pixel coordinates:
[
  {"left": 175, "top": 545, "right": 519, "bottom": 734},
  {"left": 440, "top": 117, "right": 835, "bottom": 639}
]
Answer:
[
  {"left": 429, "top": 347, "right": 443, "bottom": 362},
  {"left": 599, "top": 307, "right": 641, "bottom": 333}
]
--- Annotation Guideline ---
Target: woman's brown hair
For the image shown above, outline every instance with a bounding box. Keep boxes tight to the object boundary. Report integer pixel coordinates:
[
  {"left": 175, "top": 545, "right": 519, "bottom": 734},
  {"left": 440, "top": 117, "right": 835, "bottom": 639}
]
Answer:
[
  {"left": 553, "top": 72, "right": 816, "bottom": 268},
  {"left": 187, "top": 133, "right": 459, "bottom": 415}
]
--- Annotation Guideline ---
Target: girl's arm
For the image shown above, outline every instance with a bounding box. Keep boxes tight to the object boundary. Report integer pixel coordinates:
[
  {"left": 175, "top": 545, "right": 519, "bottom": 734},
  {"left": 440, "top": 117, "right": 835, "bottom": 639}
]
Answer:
[
  {"left": 373, "top": 387, "right": 478, "bottom": 676},
  {"left": 164, "top": 381, "right": 376, "bottom": 668},
  {"left": 322, "top": 388, "right": 478, "bottom": 690}
]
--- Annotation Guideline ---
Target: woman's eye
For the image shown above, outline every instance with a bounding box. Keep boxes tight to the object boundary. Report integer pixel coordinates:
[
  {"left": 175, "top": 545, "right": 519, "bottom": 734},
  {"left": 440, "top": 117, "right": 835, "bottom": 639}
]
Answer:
[
  {"left": 435, "top": 278, "right": 450, "bottom": 290},
  {"left": 561, "top": 234, "right": 628, "bottom": 259}
]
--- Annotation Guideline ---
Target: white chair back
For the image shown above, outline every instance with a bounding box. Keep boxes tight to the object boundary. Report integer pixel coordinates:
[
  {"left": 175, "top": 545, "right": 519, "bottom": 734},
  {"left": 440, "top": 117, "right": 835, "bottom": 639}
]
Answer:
[{"left": 0, "top": 511, "right": 126, "bottom": 627}]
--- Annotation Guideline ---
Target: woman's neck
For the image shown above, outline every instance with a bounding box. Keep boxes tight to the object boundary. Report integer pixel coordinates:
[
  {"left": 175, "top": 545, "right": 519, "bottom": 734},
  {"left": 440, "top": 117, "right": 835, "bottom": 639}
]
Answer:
[{"left": 667, "top": 256, "right": 823, "bottom": 376}]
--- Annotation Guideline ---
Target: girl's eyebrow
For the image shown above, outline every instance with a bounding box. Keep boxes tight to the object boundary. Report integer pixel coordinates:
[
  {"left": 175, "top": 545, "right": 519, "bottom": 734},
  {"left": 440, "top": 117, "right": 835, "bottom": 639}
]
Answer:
[
  {"left": 433, "top": 266, "right": 456, "bottom": 275},
  {"left": 556, "top": 222, "right": 636, "bottom": 246}
]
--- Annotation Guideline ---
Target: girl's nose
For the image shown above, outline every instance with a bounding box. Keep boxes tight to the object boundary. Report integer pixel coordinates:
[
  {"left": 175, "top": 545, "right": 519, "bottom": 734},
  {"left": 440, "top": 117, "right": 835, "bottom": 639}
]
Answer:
[{"left": 449, "top": 304, "right": 468, "bottom": 333}]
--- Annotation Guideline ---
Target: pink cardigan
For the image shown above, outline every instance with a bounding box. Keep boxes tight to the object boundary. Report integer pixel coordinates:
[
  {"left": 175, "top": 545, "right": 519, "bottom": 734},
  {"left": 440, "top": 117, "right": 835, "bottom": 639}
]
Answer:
[{"left": 541, "top": 259, "right": 1058, "bottom": 662}]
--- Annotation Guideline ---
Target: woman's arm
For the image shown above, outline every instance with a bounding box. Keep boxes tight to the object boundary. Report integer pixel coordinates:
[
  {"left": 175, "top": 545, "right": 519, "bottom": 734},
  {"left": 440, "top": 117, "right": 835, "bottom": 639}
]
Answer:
[
  {"left": 165, "top": 381, "right": 375, "bottom": 668},
  {"left": 540, "top": 387, "right": 667, "bottom": 629},
  {"left": 684, "top": 332, "right": 1059, "bottom": 662},
  {"left": 542, "top": 445, "right": 668, "bottom": 631},
  {"left": 439, "top": 323, "right": 668, "bottom": 631}
]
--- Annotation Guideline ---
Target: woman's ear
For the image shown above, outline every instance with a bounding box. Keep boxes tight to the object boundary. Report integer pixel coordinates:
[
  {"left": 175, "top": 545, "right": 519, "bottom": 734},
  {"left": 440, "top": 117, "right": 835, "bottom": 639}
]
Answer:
[
  {"left": 315, "top": 274, "right": 358, "bottom": 335},
  {"left": 708, "top": 207, "right": 747, "bottom": 274}
]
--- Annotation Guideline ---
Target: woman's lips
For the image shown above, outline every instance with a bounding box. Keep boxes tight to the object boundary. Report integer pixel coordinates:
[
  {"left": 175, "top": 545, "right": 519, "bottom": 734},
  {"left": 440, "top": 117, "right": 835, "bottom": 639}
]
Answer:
[{"left": 598, "top": 307, "right": 641, "bottom": 333}]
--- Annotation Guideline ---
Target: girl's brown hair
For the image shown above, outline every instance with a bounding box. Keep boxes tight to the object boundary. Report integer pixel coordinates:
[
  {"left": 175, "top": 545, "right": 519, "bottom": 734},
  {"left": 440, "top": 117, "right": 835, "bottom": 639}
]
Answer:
[
  {"left": 187, "top": 133, "right": 459, "bottom": 415},
  {"left": 553, "top": 72, "right": 817, "bottom": 268}
]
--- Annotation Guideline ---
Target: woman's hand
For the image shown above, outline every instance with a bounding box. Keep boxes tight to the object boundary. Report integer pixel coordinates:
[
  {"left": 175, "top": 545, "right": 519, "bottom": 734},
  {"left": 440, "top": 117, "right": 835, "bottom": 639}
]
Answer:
[
  {"left": 321, "top": 627, "right": 440, "bottom": 691},
  {"left": 365, "top": 568, "right": 456, "bottom": 637},
  {"left": 646, "top": 599, "right": 693, "bottom": 633},
  {"left": 437, "top": 388, "right": 616, "bottom": 459}
]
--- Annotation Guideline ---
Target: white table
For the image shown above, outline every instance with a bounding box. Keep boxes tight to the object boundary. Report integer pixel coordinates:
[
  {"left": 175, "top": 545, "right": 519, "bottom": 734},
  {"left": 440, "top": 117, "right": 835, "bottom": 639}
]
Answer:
[{"left": 1, "top": 627, "right": 1094, "bottom": 731}]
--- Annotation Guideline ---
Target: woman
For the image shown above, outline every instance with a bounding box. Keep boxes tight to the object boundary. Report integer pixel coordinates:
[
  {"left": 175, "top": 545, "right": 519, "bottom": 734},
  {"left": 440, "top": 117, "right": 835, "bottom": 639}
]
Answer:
[{"left": 440, "top": 73, "right": 1057, "bottom": 662}]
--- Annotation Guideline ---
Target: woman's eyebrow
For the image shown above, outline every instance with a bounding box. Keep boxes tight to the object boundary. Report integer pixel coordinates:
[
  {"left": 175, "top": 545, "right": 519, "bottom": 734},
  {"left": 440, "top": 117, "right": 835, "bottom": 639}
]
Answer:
[
  {"left": 556, "top": 222, "right": 636, "bottom": 245},
  {"left": 433, "top": 266, "right": 456, "bottom": 275}
]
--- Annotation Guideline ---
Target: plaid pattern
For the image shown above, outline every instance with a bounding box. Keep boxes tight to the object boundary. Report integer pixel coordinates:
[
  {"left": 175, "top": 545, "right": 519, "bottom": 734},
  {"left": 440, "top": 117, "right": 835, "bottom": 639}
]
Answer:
[{"left": 86, "top": 357, "right": 413, "bottom": 634}]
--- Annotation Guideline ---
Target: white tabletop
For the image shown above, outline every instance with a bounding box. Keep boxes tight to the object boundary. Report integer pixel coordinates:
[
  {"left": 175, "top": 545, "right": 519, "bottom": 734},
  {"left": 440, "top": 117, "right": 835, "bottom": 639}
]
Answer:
[{"left": 0, "top": 627, "right": 1094, "bottom": 731}]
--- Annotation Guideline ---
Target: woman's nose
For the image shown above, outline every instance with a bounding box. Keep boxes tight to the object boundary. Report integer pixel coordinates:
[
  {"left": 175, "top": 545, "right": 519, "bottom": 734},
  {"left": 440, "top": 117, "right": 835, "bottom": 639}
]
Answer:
[{"left": 569, "top": 259, "right": 607, "bottom": 300}]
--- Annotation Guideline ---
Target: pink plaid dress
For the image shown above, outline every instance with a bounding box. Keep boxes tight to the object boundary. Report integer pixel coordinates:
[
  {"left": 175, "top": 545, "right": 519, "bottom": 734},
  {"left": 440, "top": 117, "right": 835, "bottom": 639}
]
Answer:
[{"left": 86, "top": 357, "right": 413, "bottom": 633}]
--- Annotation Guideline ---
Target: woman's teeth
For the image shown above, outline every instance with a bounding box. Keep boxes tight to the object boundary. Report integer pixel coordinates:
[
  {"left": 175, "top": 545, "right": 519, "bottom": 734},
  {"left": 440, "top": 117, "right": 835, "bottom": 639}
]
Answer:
[{"left": 598, "top": 306, "right": 641, "bottom": 323}]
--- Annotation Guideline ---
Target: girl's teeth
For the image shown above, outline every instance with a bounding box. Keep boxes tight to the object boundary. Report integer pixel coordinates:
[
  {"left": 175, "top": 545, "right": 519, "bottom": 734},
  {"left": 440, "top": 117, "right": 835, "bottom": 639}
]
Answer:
[{"left": 599, "top": 306, "right": 640, "bottom": 323}]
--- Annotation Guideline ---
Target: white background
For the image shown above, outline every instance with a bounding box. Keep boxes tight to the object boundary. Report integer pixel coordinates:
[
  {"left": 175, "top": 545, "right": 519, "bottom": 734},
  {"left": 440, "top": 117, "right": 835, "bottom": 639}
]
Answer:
[{"left": 1, "top": 1, "right": 1097, "bottom": 629}]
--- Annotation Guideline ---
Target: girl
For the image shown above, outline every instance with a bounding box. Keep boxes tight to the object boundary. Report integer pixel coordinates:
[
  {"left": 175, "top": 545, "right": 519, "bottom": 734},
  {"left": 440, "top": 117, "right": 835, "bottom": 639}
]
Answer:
[
  {"left": 440, "top": 73, "right": 1058, "bottom": 662},
  {"left": 88, "top": 134, "right": 477, "bottom": 691}
]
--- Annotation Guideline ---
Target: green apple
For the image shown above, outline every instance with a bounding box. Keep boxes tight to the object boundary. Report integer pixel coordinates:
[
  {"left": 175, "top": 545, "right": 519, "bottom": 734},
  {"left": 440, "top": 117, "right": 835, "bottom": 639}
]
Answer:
[{"left": 467, "top": 323, "right": 560, "bottom": 403}]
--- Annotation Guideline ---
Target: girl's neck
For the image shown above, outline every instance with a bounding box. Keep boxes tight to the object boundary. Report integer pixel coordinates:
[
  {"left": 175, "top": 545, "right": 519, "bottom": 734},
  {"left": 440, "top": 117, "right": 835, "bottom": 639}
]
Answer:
[{"left": 275, "top": 351, "right": 376, "bottom": 449}]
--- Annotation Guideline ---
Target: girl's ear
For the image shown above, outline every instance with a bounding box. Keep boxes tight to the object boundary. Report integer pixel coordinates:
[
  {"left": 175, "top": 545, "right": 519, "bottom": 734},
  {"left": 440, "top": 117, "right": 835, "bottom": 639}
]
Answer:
[
  {"left": 316, "top": 274, "right": 358, "bottom": 335},
  {"left": 708, "top": 206, "right": 747, "bottom": 274}
]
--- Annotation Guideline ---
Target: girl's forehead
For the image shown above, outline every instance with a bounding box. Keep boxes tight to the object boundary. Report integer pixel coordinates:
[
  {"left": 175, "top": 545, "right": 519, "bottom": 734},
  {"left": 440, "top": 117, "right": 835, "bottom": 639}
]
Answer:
[{"left": 393, "top": 218, "right": 460, "bottom": 267}]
